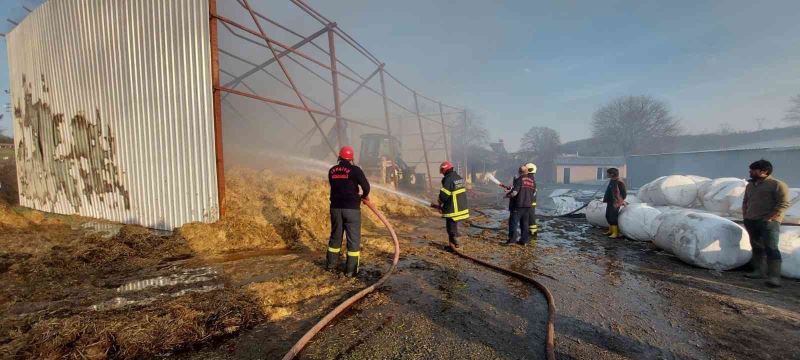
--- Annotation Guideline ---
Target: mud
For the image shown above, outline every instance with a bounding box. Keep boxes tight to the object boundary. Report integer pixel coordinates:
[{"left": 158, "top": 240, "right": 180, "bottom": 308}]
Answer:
[
  {"left": 2, "top": 164, "right": 798, "bottom": 359},
  {"left": 180, "top": 210, "right": 800, "bottom": 360}
]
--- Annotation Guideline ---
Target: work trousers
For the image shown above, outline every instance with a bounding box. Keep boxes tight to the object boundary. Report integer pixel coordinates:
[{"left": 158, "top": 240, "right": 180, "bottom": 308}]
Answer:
[
  {"left": 743, "top": 219, "right": 781, "bottom": 261},
  {"left": 328, "top": 208, "right": 362, "bottom": 257},
  {"left": 446, "top": 218, "right": 459, "bottom": 245},
  {"left": 605, "top": 202, "right": 620, "bottom": 226},
  {"left": 509, "top": 208, "right": 531, "bottom": 245},
  {"left": 529, "top": 206, "right": 538, "bottom": 235}
]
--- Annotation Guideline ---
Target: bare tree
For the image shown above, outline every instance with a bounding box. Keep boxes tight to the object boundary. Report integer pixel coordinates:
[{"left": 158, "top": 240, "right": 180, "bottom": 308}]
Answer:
[
  {"left": 591, "top": 95, "right": 681, "bottom": 155},
  {"left": 520, "top": 126, "right": 561, "bottom": 157},
  {"left": 519, "top": 126, "right": 561, "bottom": 182},
  {"left": 785, "top": 94, "right": 800, "bottom": 123}
]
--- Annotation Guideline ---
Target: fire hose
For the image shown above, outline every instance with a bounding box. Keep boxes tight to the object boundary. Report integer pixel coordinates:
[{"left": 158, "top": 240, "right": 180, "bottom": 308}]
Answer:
[
  {"left": 282, "top": 199, "right": 400, "bottom": 360},
  {"left": 450, "top": 245, "right": 557, "bottom": 360},
  {"left": 431, "top": 204, "right": 557, "bottom": 359}
]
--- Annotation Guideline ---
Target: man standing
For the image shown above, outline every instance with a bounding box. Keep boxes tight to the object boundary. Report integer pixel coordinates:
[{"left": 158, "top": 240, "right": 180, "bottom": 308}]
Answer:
[
  {"left": 505, "top": 165, "right": 536, "bottom": 246},
  {"left": 603, "top": 168, "right": 626, "bottom": 239},
  {"left": 326, "top": 146, "right": 370, "bottom": 277},
  {"left": 742, "top": 159, "right": 790, "bottom": 288},
  {"left": 435, "top": 161, "right": 469, "bottom": 250},
  {"left": 525, "top": 163, "right": 539, "bottom": 238}
]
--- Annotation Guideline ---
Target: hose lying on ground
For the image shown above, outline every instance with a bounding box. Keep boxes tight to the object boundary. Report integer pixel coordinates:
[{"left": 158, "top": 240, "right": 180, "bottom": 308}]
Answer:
[
  {"left": 449, "top": 245, "right": 557, "bottom": 360},
  {"left": 282, "top": 199, "right": 400, "bottom": 360}
]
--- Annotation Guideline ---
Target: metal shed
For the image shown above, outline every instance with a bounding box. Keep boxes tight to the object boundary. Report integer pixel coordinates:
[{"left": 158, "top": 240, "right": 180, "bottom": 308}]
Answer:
[
  {"left": 626, "top": 146, "right": 800, "bottom": 188},
  {"left": 7, "top": 0, "right": 221, "bottom": 229}
]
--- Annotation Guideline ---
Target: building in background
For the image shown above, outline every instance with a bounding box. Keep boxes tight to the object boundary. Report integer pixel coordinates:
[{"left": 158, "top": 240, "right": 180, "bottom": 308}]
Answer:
[
  {"left": 626, "top": 146, "right": 800, "bottom": 188},
  {"left": 555, "top": 156, "right": 626, "bottom": 185}
]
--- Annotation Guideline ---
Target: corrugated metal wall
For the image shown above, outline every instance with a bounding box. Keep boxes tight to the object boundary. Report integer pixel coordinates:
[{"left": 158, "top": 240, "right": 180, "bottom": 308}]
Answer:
[
  {"left": 7, "top": 0, "right": 219, "bottom": 230},
  {"left": 626, "top": 147, "right": 800, "bottom": 188}
]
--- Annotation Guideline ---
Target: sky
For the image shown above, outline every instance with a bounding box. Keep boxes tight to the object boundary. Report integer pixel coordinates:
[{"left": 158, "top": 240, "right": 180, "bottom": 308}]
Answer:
[{"left": 2, "top": 0, "right": 800, "bottom": 151}]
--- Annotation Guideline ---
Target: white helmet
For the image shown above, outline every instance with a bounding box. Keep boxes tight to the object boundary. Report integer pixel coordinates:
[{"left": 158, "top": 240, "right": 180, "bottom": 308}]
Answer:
[{"left": 525, "top": 162, "right": 537, "bottom": 174}]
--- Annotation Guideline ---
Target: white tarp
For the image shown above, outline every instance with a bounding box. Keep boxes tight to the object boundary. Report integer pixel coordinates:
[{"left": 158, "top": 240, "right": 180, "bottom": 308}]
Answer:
[
  {"left": 618, "top": 204, "right": 662, "bottom": 241},
  {"left": 779, "top": 227, "right": 800, "bottom": 279},
  {"left": 655, "top": 211, "right": 751, "bottom": 270}
]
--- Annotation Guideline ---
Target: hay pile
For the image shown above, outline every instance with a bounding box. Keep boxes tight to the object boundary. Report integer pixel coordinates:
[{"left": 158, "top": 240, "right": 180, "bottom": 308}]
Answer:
[
  {"left": 0, "top": 205, "right": 259, "bottom": 359},
  {"left": 180, "top": 167, "right": 431, "bottom": 256}
]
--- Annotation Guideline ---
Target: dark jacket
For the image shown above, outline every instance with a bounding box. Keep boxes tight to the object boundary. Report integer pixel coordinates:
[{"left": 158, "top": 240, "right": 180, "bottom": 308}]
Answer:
[
  {"left": 438, "top": 170, "right": 469, "bottom": 221},
  {"left": 603, "top": 178, "right": 627, "bottom": 207},
  {"left": 508, "top": 173, "right": 536, "bottom": 209},
  {"left": 329, "top": 160, "right": 370, "bottom": 209}
]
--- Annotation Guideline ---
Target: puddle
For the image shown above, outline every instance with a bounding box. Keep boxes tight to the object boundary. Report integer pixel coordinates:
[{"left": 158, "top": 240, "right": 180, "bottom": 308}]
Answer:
[
  {"left": 91, "top": 284, "right": 224, "bottom": 311},
  {"left": 116, "top": 266, "right": 219, "bottom": 293},
  {"left": 90, "top": 266, "right": 224, "bottom": 311},
  {"left": 79, "top": 221, "right": 123, "bottom": 238}
]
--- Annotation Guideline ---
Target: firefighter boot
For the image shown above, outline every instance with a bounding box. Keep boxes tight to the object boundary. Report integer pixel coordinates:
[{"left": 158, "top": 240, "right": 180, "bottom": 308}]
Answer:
[
  {"left": 325, "top": 249, "right": 340, "bottom": 272},
  {"left": 609, "top": 225, "right": 621, "bottom": 239},
  {"left": 744, "top": 253, "right": 766, "bottom": 279},
  {"left": 766, "top": 260, "right": 782, "bottom": 288},
  {"left": 345, "top": 252, "right": 360, "bottom": 277}
]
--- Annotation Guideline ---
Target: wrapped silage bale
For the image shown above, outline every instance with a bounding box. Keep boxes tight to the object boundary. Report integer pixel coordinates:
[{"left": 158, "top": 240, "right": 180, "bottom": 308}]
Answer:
[
  {"left": 652, "top": 209, "right": 695, "bottom": 251},
  {"left": 619, "top": 204, "right": 662, "bottom": 241},
  {"left": 779, "top": 227, "right": 800, "bottom": 278},
  {"left": 655, "top": 211, "right": 751, "bottom": 270},
  {"left": 586, "top": 200, "right": 609, "bottom": 227},
  {"left": 779, "top": 189, "right": 800, "bottom": 225},
  {"left": 637, "top": 176, "right": 666, "bottom": 204},
  {"left": 626, "top": 195, "right": 642, "bottom": 204},
  {"left": 638, "top": 175, "right": 699, "bottom": 207},
  {"left": 702, "top": 178, "right": 747, "bottom": 215},
  {"left": 687, "top": 176, "right": 711, "bottom": 207}
]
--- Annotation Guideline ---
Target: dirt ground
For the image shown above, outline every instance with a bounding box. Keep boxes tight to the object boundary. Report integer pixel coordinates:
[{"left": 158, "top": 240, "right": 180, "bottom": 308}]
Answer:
[{"left": 1, "top": 165, "right": 799, "bottom": 359}]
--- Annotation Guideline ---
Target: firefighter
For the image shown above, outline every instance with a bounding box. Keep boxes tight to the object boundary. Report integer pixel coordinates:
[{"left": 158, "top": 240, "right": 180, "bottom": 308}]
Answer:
[
  {"left": 603, "top": 167, "right": 627, "bottom": 239},
  {"left": 525, "top": 163, "right": 539, "bottom": 238},
  {"left": 326, "top": 146, "right": 371, "bottom": 277},
  {"left": 432, "top": 161, "right": 469, "bottom": 250},
  {"left": 504, "top": 165, "right": 536, "bottom": 246}
]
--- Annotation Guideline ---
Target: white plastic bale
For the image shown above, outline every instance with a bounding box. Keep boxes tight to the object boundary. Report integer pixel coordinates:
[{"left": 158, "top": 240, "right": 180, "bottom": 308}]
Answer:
[
  {"left": 781, "top": 189, "right": 800, "bottom": 225},
  {"left": 687, "top": 176, "right": 711, "bottom": 207},
  {"left": 779, "top": 227, "right": 800, "bottom": 279},
  {"left": 619, "top": 204, "right": 662, "bottom": 241},
  {"left": 586, "top": 200, "right": 609, "bottom": 227},
  {"left": 652, "top": 210, "right": 695, "bottom": 251},
  {"left": 702, "top": 178, "right": 747, "bottom": 215},
  {"left": 626, "top": 195, "right": 642, "bottom": 204},
  {"left": 656, "top": 211, "right": 752, "bottom": 270},
  {"left": 639, "top": 175, "right": 698, "bottom": 207}
]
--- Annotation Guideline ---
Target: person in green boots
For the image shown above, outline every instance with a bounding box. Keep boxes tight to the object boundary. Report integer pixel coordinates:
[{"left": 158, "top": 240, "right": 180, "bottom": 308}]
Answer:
[
  {"left": 603, "top": 168, "right": 626, "bottom": 239},
  {"left": 742, "top": 159, "right": 790, "bottom": 288}
]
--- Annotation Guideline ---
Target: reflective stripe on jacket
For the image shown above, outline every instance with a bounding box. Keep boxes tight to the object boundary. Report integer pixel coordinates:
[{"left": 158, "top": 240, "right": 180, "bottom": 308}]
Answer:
[{"left": 438, "top": 170, "right": 469, "bottom": 221}]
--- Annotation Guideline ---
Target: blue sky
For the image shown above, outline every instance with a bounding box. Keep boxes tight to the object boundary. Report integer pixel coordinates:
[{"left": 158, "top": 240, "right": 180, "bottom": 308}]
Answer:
[{"left": 2, "top": 0, "right": 800, "bottom": 150}]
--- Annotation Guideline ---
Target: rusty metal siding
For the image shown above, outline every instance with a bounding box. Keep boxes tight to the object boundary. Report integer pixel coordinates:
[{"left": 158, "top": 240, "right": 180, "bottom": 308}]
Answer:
[{"left": 7, "top": 0, "right": 219, "bottom": 230}]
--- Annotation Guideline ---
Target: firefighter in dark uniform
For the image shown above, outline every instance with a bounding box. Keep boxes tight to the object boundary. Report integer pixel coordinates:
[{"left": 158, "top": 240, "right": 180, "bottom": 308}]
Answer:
[
  {"left": 603, "top": 167, "right": 626, "bottom": 239},
  {"left": 433, "top": 161, "right": 469, "bottom": 250},
  {"left": 326, "top": 146, "right": 371, "bottom": 277},
  {"left": 504, "top": 165, "right": 536, "bottom": 245},
  {"left": 525, "top": 162, "right": 538, "bottom": 238}
]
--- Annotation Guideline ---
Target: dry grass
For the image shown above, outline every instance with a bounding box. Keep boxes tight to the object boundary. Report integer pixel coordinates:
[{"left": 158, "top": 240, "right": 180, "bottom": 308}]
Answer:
[
  {"left": 180, "top": 167, "right": 432, "bottom": 256},
  {"left": 0, "top": 165, "right": 428, "bottom": 359}
]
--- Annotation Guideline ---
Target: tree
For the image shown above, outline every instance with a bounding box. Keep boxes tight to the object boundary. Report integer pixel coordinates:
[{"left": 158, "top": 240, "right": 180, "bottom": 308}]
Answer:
[
  {"left": 449, "top": 109, "right": 490, "bottom": 181},
  {"left": 518, "top": 126, "right": 561, "bottom": 183},
  {"left": 785, "top": 94, "right": 800, "bottom": 123},
  {"left": 520, "top": 126, "right": 561, "bottom": 156},
  {"left": 591, "top": 95, "right": 681, "bottom": 155}
]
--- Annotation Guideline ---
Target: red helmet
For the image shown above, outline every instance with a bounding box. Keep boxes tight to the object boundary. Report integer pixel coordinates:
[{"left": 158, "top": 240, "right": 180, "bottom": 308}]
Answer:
[
  {"left": 338, "top": 146, "right": 354, "bottom": 161},
  {"left": 439, "top": 160, "right": 454, "bottom": 174}
]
